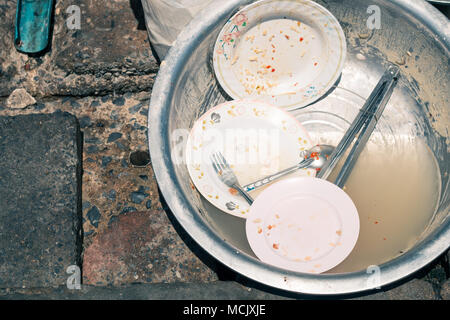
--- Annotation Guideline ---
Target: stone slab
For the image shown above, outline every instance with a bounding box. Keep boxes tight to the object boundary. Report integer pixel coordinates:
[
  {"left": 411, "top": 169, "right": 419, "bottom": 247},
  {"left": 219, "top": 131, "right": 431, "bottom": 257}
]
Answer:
[
  {"left": 0, "top": 93, "right": 152, "bottom": 244},
  {"left": 0, "top": 278, "right": 442, "bottom": 300},
  {"left": 83, "top": 210, "right": 219, "bottom": 285},
  {"left": 353, "top": 278, "right": 437, "bottom": 300},
  {"left": 0, "top": 0, "right": 158, "bottom": 98},
  {"left": 0, "top": 95, "right": 219, "bottom": 284},
  {"left": 440, "top": 279, "right": 450, "bottom": 300},
  {"left": 0, "top": 282, "right": 284, "bottom": 300},
  {"left": 0, "top": 112, "right": 82, "bottom": 288}
]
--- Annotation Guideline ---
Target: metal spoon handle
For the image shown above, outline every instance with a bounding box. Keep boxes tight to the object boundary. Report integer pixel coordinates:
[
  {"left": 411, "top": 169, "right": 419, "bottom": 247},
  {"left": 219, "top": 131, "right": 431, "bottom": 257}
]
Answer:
[
  {"left": 243, "top": 158, "right": 314, "bottom": 192},
  {"left": 317, "top": 65, "right": 400, "bottom": 181}
]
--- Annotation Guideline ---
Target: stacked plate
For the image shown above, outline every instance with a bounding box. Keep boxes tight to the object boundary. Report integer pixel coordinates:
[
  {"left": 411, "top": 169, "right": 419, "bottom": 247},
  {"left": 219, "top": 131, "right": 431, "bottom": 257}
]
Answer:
[{"left": 185, "top": 0, "right": 359, "bottom": 274}]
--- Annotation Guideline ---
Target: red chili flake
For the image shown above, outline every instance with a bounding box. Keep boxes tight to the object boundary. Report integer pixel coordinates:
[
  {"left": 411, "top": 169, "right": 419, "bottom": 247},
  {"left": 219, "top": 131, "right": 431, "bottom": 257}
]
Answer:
[
  {"left": 383, "top": 237, "right": 387, "bottom": 240},
  {"left": 273, "top": 243, "right": 279, "bottom": 250},
  {"left": 229, "top": 188, "right": 238, "bottom": 196},
  {"left": 271, "top": 44, "right": 275, "bottom": 48},
  {"left": 374, "top": 221, "right": 379, "bottom": 224},
  {"left": 271, "top": 57, "right": 274, "bottom": 60},
  {"left": 284, "top": 35, "right": 290, "bottom": 40},
  {"left": 271, "top": 68, "right": 275, "bottom": 72},
  {"left": 299, "top": 37, "right": 304, "bottom": 42},
  {"left": 310, "top": 152, "right": 319, "bottom": 159},
  {"left": 266, "top": 65, "right": 271, "bottom": 69},
  {"left": 314, "top": 62, "right": 318, "bottom": 66}
]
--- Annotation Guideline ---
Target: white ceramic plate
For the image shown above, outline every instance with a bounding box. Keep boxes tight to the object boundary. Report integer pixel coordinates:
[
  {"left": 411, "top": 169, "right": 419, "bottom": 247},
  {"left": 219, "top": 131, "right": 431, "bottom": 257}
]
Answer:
[
  {"left": 213, "top": 0, "right": 346, "bottom": 110},
  {"left": 185, "top": 100, "right": 315, "bottom": 218},
  {"left": 246, "top": 177, "right": 360, "bottom": 273}
]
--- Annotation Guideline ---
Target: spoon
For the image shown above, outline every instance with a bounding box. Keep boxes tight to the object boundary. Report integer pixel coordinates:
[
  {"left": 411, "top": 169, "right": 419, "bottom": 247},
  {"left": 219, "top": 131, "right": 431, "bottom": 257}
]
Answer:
[{"left": 243, "top": 144, "right": 335, "bottom": 192}]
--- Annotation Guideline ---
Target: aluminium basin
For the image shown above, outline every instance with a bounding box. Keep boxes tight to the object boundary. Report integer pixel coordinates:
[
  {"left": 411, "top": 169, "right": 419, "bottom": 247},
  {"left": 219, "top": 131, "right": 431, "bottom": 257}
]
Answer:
[{"left": 148, "top": 0, "right": 449, "bottom": 295}]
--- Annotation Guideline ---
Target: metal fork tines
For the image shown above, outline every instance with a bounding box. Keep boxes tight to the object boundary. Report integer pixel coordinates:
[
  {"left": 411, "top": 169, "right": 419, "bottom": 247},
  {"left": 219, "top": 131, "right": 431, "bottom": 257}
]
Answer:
[{"left": 210, "top": 151, "right": 254, "bottom": 205}]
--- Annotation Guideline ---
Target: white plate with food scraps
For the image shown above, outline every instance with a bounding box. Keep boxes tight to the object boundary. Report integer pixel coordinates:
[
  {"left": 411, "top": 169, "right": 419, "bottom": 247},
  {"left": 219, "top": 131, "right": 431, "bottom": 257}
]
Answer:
[
  {"left": 213, "top": 0, "right": 346, "bottom": 110},
  {"left": 246, "top": 177, "right": 359, "bottom": 273},
  {"left": 185, "top": 99, "right": 316, "bottom": 218}
]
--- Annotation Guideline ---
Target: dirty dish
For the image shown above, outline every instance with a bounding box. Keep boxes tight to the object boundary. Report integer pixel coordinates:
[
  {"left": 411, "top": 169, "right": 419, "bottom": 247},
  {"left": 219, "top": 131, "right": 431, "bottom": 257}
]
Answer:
[
  {"left": 212, "top": 0, "right": 346, "bottom": 110},
  {"left": 185, "top": 99, "right": 315, "bottom": 218},
  {"left": 246, "top": 177, "right": 360, "bottom": 273}
]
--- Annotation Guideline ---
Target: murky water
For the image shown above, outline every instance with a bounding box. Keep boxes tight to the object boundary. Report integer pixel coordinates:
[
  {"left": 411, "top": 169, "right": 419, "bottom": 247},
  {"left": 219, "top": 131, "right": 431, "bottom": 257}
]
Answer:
[
  {"left": 202, "top": 134, "right": 440, "bottom": 273},
  {"left": 326, "top": 137, "right": 440, "bottom": 273}
]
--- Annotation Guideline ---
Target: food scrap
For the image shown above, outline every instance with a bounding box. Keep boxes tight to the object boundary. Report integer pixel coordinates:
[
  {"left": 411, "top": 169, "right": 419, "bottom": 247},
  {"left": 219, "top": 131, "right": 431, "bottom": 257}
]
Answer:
[{"left": 228, "top": 17, "right": 318, "bottom": 97}]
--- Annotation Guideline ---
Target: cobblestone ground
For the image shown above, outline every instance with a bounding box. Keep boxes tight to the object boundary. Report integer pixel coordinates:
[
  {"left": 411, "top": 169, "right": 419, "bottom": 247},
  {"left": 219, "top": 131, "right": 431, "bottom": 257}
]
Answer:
[
  {"left": 0, "top": 0, "right": 448, "bottom": 298},
  {"left": 0, "top": 0, "right": 218, "bottom": 286}
]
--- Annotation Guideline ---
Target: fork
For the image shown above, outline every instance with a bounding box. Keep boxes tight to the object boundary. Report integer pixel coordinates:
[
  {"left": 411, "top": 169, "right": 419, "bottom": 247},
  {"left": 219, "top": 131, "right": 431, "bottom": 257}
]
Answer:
[{"left": 210, "top": 151, "right": 254, "bottom": 205}]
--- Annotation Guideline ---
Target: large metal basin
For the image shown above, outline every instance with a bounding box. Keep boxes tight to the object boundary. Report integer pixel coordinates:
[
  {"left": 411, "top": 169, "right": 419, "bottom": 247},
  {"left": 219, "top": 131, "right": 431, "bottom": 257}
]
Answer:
[{"left": 148, "top": 0, "right": 449, "bottom": 295}]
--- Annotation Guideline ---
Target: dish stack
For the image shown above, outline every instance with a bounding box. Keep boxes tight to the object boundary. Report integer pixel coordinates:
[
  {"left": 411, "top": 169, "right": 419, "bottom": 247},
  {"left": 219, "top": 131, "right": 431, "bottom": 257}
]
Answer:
[{"left": 185, "top": 0, "right": 359, "bottom": 273}]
